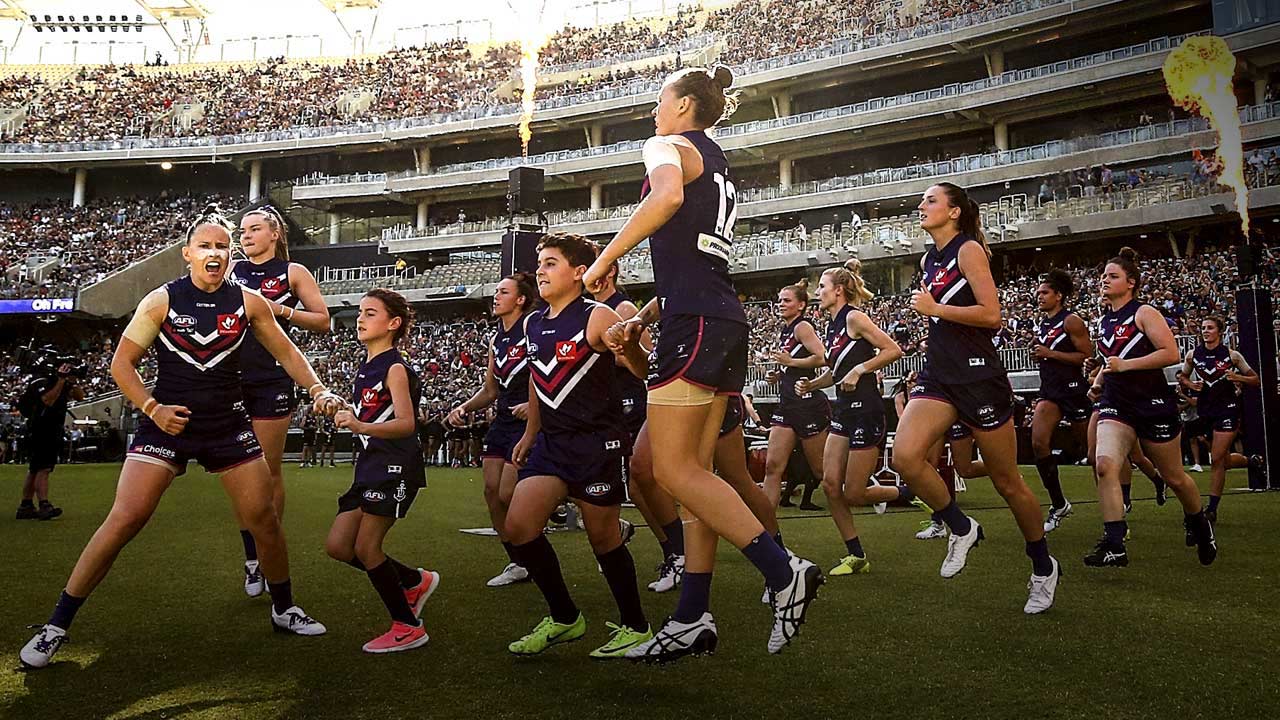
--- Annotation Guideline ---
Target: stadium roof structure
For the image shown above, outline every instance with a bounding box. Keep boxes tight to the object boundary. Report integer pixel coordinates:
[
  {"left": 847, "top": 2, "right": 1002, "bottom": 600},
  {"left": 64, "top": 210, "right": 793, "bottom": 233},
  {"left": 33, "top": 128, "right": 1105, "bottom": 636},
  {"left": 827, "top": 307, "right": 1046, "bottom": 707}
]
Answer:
[
  {"left": 135, "top": 0, "right": 210, "bottom": 21},
  {"left": 317, "top": 0, "right": 381, "bottom": 10},
  {"left": 0, "top": 0, "right": 29, "bottom": 22}
]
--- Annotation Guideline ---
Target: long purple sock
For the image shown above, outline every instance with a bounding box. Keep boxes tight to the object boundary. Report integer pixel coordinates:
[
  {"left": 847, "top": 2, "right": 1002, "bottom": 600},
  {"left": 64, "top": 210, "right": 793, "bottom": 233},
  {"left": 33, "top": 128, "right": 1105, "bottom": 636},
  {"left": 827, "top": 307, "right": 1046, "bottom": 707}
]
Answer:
[{"left": 741, "top": 531, "right": 792, "bottom": 590}]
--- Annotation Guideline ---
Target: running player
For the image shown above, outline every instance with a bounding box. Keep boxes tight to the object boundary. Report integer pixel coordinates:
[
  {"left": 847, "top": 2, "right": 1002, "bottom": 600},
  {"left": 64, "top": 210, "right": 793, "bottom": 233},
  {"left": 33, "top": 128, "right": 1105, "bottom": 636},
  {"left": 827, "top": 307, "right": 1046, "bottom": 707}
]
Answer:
[
  {"left": 1177, "top": 315, "right": 1259, "bottom": 523},
  {"left": 230, "top": 205, "right": 330, "bottom": 597},
  {"left": 448, "top": 273, "right": 536, "bottom": 588},
  {"left": 584, "top": 246, "right": 686, "bottom": 591},
  {"left": 586, "top": 65, "right": 822, "bottom": 659},
  {"left": 763, "top": 280, "right": 830, "bottom": 511},
  {"left": 891, "top": 182, "right": 1060, "bottom": 614},
  {"left": 505, "top": 233, "right": 652, "bottom": 659},
  {"left": 20, "top": 207, "right": 331, "bottom": 669},
  {"left": 795, "top": 260, "right": 908, "bottom": 576},
  {"left": 1086, "top": 247, "right": 1217, "bottom": 567},
  {"left": 322, "top": 288, "right": 438, "bottom": 654},
  {"left": 1031, "top": 269, "right": 1092, "bottom": 532}
]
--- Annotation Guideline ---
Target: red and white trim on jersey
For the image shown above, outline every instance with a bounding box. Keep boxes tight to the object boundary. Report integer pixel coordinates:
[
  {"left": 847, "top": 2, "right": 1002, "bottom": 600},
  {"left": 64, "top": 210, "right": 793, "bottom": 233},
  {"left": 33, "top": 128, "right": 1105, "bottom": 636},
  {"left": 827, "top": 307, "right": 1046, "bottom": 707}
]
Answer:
[
  {"left": 158, "top": 307, "right": 248, "bottom": 372},
  {"left": 926, "top": 257, "right": 968, "bottom": 324},
  {"left": 354, "top": 379, "right": 396, "bottom": 449},
  {"left": 1038, "top": 319, "right": 1070, "bottom": 351},
  {"left": 530, "top": 328, "right": 602, "bottom": 410},
  {"left": 1097, "top": 312, "right": 1146, "bottom": 359},
  {"left": 492, "top": 336, "right": 530, "bottom": 389}
]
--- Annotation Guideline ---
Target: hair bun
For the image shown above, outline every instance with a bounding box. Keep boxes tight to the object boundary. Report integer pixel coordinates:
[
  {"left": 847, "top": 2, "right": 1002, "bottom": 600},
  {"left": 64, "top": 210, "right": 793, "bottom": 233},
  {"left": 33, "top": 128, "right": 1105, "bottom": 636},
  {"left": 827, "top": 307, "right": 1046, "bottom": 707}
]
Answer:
[
  {"left": 711, "top": 65, "right": 734, "bottom": 90},
  {"left": 1118, "top": 246, "right": 1139, "bottom": 261},
  {"left": 844, "top": 257, "right": 862, "bottom": 273}
]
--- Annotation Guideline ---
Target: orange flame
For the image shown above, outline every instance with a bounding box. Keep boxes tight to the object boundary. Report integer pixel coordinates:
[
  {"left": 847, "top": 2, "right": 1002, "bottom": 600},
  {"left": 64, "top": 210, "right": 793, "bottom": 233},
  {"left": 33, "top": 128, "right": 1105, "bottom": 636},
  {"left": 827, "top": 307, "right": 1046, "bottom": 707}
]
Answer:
[
  {"left": 517, "top": 26, "right": 554, "bottom": 158},
  {"left": 1163, "top": 35, "right": 1248, "bottom": 238}
]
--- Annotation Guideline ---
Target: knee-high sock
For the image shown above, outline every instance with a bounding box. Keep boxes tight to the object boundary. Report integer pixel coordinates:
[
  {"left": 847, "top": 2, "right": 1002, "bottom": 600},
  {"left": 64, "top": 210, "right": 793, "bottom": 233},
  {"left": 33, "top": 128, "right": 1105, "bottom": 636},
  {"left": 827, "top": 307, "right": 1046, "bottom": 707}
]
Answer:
[
  {"left": 595, "top": 544, "right": 648, "bottom": 631},
  {"left": 1035, "top": 457, "right": 1067, "bottom": 509},
  {"left": 513, "top": 535, "right": 578, "bottom": 624}
]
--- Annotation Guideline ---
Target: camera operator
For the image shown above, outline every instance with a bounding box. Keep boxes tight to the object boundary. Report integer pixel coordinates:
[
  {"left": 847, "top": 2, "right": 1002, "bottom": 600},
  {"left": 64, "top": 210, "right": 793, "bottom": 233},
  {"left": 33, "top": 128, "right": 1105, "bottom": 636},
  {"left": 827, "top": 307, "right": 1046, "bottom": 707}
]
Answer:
[{"left": 16, "top": 358, "right": 85, "bottom": 520}]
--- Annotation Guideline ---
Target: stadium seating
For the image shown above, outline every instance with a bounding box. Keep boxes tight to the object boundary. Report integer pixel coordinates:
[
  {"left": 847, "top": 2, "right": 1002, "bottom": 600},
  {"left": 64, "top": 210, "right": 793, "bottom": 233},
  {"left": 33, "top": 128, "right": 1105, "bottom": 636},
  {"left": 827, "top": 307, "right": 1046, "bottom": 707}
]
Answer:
[{"left": 0, "top": 0, "right": 1015, "bottom": 146}]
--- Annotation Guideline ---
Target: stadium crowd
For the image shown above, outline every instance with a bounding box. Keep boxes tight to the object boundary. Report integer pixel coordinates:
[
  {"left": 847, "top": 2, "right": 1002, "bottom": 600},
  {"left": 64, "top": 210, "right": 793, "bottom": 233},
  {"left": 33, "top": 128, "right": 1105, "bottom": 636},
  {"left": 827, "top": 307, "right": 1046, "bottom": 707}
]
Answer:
[
  {"left": 0, "top": 0, "right": 1011, "bottom": 145},
  {"left": 0, "top": 193, "right": 235, "bottom": 299}
]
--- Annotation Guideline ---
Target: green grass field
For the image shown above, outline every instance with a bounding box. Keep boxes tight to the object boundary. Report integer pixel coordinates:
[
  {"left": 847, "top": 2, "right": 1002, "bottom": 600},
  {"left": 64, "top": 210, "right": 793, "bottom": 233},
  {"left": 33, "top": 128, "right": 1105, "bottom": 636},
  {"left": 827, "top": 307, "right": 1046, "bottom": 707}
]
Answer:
[{"left": 1, "top": 462, "right": 1277, "bottom": 720}]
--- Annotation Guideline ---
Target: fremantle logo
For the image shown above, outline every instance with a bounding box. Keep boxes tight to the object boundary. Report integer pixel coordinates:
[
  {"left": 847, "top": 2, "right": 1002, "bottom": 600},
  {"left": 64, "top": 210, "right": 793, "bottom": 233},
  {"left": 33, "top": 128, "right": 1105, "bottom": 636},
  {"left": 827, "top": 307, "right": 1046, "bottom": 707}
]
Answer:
[{"left": 393, "top": 480, "right": 407, "bottom": 502}]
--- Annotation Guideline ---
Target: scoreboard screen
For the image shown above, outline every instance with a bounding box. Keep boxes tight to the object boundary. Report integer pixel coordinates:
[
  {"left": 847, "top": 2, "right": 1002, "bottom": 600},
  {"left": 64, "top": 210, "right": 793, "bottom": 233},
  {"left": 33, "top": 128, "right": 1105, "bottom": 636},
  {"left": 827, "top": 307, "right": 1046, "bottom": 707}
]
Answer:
[{"left": 0, "top": 298, "right": 75, "bottom": 314}]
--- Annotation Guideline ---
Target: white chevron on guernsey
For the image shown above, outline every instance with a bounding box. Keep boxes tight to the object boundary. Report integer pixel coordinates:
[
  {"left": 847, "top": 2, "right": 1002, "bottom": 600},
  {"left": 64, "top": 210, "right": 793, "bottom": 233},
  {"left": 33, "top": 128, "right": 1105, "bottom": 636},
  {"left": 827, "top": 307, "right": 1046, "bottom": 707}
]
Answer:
[
  {"left": 159, "top": 308, "right": 247, "bottom": 372},
  {"left": 533, "top": 352, "right": 601, "bottom": 410}
]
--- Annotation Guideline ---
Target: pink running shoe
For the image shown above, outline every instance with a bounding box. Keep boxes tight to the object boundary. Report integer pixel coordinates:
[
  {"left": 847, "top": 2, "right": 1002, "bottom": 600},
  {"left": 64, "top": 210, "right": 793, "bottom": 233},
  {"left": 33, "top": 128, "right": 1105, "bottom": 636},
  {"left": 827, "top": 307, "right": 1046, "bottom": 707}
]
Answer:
[
  {"left": 404, "top": 569, "right": 441, "bottom": 619},
  {"left": 362, "top": 621, "right": 429, "bottom": 654}
]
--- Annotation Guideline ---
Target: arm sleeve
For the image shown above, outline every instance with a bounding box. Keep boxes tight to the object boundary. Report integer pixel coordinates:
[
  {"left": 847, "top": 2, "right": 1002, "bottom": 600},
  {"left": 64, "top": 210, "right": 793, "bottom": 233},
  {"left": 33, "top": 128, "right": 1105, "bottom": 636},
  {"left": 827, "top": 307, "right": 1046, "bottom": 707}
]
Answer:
[{"left": 643, "top": 135, "right": 684, "bottom": 174}]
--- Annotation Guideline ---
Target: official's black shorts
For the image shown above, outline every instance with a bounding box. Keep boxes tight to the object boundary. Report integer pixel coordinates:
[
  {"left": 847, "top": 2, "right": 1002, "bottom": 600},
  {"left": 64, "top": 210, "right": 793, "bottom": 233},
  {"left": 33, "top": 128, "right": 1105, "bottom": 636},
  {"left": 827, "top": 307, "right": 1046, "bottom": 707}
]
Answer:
[
  {"left": 1037, "top": 390, "right": 1092, "bottom": 424},
  {"left": 27, "top": 439, "right": 60, "bottom": 474},
  {"left": 302, "top": 429, "right": 317, "bottom": 445},
  {"left": 770, "top": 396, "right": 831, "bottom": 439},
  {"left": 242, "top": 379, "right": 299, "bottom": 420},
  {"left": 911, "top": 366, "right": 1015, "bottom": 432},
  {"left": 1097, "top": 403, "right": 1181, "bottom": 444},
  {"left": 829, "top": 403, "right": 885, "bottom": 450},
  {"left": 649, "top": 314, "right": 748, "bottom": 396},
  {"left": 481, "top": 416, "right": 526, "bottom": 463},
  {"left": 128, "top": 416, "right": 263, "bottom": 476},
  {"left": 518, "top": 430, "right": 627, "bottom": 506}
]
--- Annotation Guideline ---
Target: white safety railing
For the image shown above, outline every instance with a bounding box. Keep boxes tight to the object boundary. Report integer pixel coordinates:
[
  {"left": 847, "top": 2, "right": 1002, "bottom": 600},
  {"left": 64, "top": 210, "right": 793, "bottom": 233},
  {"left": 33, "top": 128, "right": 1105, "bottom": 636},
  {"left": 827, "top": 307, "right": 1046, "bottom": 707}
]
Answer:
[{"left": 305, "top": 32, "right": 1201, "bottom": 186}]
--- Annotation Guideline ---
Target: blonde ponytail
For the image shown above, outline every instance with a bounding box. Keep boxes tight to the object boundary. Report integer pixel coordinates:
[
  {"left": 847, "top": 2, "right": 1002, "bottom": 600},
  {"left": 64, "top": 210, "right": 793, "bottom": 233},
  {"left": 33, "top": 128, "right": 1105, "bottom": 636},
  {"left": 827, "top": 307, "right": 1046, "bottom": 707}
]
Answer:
[{"left": 822, "top": 258, "right": 875, "bottom": 307}]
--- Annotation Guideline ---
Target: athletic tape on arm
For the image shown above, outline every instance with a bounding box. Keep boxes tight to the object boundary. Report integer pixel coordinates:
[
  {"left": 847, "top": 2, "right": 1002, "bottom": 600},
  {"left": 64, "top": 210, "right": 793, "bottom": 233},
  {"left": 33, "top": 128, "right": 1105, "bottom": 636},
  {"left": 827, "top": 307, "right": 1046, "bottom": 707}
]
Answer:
[
  {"left": 122, "top": 290, "right": 164, "bottom": 348},
  {"left": 643, "top": 135, "right": 684, "bottom": 174}
]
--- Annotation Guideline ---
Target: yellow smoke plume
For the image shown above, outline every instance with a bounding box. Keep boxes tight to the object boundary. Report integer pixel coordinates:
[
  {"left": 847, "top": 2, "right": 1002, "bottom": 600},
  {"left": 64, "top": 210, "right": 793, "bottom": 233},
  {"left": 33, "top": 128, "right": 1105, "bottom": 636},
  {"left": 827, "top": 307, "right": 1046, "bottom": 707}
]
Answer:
[{"left": 1163, "top": 35, "right": 1249, "bottom": 238}]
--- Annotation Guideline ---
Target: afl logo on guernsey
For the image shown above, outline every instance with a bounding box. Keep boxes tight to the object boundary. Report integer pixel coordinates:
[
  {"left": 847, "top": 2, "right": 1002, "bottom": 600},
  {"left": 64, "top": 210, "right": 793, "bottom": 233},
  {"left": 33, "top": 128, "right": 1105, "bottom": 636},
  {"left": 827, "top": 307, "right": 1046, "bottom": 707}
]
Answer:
[
  {"left": 555, "top": 341, "right": 578, "bottom": 361},
  {"left": 217, "top": 314, "right": 241, "bottom": 336},
  {"left": 171, "top": 315, "right": 197, "bottom": 330}
]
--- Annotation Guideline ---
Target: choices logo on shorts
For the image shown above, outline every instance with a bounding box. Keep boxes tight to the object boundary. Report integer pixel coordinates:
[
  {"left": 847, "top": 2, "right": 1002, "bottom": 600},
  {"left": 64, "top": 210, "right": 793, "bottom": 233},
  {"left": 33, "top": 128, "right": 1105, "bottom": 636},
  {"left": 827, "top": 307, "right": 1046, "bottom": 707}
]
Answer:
[{"left": 140, "top": 444, "right": 177, "bottom": 460}]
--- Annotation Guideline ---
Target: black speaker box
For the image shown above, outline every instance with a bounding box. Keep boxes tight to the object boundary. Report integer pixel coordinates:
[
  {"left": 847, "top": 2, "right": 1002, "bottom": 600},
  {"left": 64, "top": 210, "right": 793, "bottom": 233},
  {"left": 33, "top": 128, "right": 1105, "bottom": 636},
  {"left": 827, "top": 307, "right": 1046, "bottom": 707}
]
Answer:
[{"left": 508, "top": 167, "right": 545, "bottom": 215}]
